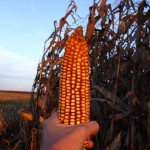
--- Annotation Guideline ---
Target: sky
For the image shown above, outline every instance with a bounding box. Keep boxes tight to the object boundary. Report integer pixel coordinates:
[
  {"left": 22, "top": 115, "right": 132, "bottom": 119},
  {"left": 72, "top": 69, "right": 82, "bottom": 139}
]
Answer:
[{"left": 0, "top": 0, "right": 97, "bottom": 91}]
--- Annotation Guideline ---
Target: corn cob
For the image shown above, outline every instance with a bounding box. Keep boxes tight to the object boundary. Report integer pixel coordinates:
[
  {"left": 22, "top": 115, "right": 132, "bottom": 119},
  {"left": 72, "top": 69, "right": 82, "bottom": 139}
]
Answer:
[{"left": 58, "top": 26, "right": 90, "bottom": 125}]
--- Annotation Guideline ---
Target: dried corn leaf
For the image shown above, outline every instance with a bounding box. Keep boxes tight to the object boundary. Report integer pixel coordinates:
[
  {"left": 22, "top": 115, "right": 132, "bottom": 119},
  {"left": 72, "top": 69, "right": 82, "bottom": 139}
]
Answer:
[{"left": 109, "top": 131, "right": 122, "bottom": 150}]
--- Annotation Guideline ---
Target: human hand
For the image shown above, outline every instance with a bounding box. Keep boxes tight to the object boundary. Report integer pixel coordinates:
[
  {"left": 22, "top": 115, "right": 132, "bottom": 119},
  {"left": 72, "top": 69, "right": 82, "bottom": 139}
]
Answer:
[{"left": 41, "top": 112, "right": 99, "bottom": 150}]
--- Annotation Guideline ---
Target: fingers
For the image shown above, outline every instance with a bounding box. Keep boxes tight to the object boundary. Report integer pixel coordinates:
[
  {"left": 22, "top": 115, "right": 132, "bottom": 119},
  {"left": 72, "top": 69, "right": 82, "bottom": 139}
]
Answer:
[
  {"left": 86, "top": 140, "right": 94, "bottom": 149},
  {"left": 80, "top": 121, "right": 99, "bottom": 149},
  {"left": 75, "top": 121, "right": 99, "bottom": 149},
  {"left": 81, "top": 121, "right": 100, "bottom": 137}
]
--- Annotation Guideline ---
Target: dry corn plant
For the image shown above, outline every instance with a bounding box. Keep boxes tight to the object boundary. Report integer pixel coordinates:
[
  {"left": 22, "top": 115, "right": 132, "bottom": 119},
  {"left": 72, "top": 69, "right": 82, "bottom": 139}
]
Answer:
[
  {"left": 29, "top": 0, "right": 150, "bottom": 149},
  {"left": 0, "top": 103, "right": 32, "bottom": 149}
]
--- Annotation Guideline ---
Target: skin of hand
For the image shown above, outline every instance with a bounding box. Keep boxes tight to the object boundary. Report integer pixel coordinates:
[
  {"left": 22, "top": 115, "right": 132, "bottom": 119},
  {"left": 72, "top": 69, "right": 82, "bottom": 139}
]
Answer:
[{"left": 41, "top": 112, "right": 99, "bottom": 150}]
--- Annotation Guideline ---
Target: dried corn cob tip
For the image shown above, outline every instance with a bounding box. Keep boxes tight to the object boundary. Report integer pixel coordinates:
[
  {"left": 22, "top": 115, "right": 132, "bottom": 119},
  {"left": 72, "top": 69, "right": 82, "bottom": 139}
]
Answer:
[{"left": 58, "top": 26, "right": 90, "bottom": 125}]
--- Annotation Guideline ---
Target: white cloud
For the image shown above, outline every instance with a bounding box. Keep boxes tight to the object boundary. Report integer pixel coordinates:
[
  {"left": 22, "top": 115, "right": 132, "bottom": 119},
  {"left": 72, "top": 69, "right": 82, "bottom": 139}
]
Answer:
[
  {"left": 0, "top": 77, "right": 33, "bottom": 91},
  {"left": 10, "top": 21, "right": 23, "bottom": 27},
  {"left": 0, "top": 47, "right": 39, "bottom": 91},
  {"left": 0, "top": 47, "right": 38, "bottom": 80}
]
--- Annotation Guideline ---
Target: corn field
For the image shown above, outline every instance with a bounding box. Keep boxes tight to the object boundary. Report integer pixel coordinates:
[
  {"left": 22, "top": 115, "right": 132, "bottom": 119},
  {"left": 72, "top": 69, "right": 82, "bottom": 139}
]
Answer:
[
  {"left": 1, "top": 0, "right": 150, "bottom": 149},
  {"left": 31, "top": 0, "right": 150, "bottom": 149}
]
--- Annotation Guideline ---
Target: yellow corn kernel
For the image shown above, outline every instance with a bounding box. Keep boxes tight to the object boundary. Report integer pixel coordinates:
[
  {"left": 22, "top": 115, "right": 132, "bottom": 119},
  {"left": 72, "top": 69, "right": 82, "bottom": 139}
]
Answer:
[{"left": 57, "top": 26, "right": 90, "bottom": 125}]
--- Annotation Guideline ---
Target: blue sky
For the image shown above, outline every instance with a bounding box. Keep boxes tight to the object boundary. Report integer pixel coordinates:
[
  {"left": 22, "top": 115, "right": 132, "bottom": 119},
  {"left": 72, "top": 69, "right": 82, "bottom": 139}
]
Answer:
[{"left": 0, "top": 0, "right": 96, "bottom": 91}]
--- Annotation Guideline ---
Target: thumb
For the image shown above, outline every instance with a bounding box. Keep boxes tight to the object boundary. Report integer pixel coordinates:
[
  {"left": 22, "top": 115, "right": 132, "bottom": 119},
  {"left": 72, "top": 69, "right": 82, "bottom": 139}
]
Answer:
[{"left": 80, "top": 121, "right": 100, "bottom": 138}]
